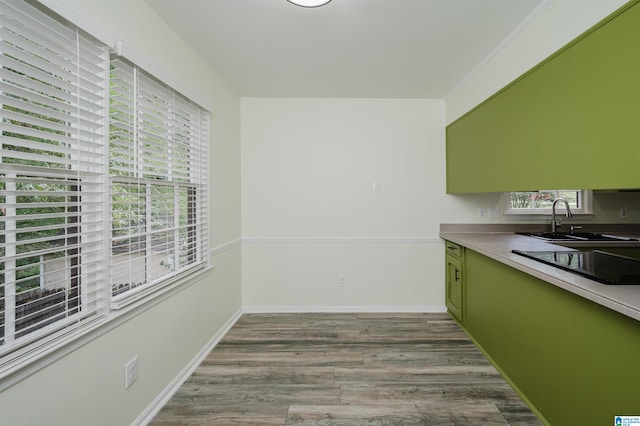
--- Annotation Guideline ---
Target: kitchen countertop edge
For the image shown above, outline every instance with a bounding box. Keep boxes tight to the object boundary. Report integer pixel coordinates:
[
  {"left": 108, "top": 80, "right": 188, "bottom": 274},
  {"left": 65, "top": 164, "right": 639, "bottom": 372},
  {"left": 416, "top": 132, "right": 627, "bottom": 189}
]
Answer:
[{"left": 440, "top": 224, "right": 640, "bottom": 322}]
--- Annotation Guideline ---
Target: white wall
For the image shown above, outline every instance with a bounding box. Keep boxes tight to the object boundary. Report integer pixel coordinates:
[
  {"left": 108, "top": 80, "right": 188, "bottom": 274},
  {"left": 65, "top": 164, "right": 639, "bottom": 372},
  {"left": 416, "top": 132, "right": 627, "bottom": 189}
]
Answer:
[
  {"left": 0, "top": 1, "right": 242, "bottom": 425},
  {"left": 239, "top": 97, "right": 640, "bottom": 314},
  {"left": 241, "top": 99, "right": 452, "bottom": 310}
]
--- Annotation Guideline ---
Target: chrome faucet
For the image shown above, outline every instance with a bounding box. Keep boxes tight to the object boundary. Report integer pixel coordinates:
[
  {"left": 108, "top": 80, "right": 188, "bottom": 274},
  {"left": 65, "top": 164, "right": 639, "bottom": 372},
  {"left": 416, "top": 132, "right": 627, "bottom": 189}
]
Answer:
[{"left": 551, "top": 198, "right": 573, "bottom": 233}]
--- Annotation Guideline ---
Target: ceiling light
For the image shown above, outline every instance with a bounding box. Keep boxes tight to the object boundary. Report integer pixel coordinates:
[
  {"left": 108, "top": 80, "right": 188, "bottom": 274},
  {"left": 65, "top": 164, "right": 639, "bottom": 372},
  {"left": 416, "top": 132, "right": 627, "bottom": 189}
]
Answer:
[{"left": 286, "top": 0, "right": 332, "bottom": 8}]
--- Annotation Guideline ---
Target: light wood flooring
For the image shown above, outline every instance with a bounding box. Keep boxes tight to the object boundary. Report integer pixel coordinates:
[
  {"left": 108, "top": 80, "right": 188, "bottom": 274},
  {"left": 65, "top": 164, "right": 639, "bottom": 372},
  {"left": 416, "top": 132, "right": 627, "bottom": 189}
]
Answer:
[{"left": 149, "top": 313, "right": 542, "bottom": 425}]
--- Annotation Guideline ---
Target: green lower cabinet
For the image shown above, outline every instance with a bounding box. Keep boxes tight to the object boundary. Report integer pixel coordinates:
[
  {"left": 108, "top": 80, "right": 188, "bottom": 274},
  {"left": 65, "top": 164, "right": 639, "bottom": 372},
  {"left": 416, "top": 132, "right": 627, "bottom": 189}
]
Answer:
[
  {"left": 463, "top": 249, "right": 640, "bottom": 426},
  {"left": 445, "top": 242, "right": 464, "bottom": 323}
]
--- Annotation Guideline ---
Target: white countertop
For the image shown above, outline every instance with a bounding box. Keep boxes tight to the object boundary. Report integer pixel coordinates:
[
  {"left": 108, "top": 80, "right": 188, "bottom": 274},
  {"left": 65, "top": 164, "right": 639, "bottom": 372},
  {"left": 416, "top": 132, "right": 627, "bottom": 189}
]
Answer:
[{"left": 439, "top": 229, "right": 640, "bottom": 322}]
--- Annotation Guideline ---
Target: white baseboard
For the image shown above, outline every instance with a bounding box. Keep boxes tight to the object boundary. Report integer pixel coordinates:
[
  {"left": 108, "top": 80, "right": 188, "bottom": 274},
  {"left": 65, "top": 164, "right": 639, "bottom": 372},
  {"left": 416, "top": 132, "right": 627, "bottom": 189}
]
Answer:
[
  {"left": 242, "top": 305, "right": 447, "bottom": 314},
  {"left": 134, "top": 307, "right": 243, "bottom": 426}
]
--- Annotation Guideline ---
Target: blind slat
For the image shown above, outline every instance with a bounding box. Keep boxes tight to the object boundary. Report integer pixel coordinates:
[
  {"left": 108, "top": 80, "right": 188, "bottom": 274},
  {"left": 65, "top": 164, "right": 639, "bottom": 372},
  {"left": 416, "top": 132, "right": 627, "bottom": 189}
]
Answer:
[{"left": 0, "top": 94, "right": 103, "bottom": 130}]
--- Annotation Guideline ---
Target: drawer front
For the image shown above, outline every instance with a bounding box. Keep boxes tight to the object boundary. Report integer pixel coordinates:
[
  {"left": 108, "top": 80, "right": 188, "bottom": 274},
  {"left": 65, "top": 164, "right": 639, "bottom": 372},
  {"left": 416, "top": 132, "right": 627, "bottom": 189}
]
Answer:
[{"left": 445, "top": 241, "right": 463, "bottom": 258}]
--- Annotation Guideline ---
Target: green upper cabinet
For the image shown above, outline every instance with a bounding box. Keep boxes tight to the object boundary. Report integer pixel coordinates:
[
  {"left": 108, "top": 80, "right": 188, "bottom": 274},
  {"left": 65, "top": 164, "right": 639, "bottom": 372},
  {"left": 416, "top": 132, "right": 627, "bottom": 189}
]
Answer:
[{"left": 446, "top": 0, "right": 640, "bottom": 193}]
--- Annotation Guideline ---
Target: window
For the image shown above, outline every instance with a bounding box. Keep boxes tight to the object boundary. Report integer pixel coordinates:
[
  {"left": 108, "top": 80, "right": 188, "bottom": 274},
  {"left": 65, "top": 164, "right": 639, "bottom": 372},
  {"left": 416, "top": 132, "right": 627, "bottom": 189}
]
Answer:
[
  {"left": 1, "top": 0, "right": 108, "bottom": 352},
  {"left": 0, "top": 0, "right": 209, "bottom": 362},
  {"left": 109, "top": 58, "right": 208, "bottom": 306},
  {"left": 505, "top": 190, "right": 593, "bottom": 215}
]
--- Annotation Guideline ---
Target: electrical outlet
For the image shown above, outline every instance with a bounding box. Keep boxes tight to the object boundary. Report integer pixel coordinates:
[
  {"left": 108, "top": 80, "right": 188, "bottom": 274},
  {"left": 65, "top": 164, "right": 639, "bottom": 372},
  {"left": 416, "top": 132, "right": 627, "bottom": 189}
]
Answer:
[
  {"left": 125, "top": 356, "right": 138, "bottom": 389},
  {"left": 477, "top": 208, "right": 487, "bottom": 218},
  {"left": 338, "top": 275, "right": 346, "bottom": 288},
  {"left": 620, "top": 208, "right": 628, "bottom": 218}
]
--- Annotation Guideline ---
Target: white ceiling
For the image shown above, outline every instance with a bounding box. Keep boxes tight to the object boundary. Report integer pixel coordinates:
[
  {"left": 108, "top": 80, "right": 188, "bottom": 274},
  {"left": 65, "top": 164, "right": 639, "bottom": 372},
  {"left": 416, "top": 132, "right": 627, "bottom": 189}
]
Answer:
[{"left": 145, "top": 0, "right": 546, "bottom": 98}]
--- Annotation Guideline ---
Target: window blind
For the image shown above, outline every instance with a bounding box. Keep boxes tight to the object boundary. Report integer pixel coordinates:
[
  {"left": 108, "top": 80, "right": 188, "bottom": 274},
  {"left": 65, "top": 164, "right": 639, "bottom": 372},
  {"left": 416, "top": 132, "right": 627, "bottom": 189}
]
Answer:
[
  {"left": 109, "top": 58, "right": 209, "bottom": 304},
  {"left": 0, "top": 0, "right": 108, "bottom": 351}
]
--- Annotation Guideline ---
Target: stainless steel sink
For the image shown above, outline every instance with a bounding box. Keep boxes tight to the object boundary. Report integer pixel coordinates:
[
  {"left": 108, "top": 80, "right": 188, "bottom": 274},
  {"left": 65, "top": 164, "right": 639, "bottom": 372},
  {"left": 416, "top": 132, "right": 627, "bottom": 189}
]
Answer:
[{"left": 517, "top": 232, "right": 637, "bottom": 242}]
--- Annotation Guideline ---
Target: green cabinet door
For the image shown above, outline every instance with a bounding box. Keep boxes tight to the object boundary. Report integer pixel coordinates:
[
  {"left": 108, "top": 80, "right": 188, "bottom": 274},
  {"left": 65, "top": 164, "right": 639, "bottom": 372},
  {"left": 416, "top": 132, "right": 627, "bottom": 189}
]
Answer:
[
  {"left": 462, "top": 248, "right": 640, "bottom": 426},
  {"left": 445, "top": 242, "right": 464, "bottom": 323},
  {"left": 446, "top": 0, "right": 640, "bottom": 193}
]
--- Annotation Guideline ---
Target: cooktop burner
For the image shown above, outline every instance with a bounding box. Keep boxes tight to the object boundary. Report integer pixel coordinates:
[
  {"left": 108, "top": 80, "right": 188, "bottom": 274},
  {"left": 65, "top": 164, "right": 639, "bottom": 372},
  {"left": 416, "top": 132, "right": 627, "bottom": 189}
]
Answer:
[{"left": 512, "top": 249, "right": 640, "bottom": 285}]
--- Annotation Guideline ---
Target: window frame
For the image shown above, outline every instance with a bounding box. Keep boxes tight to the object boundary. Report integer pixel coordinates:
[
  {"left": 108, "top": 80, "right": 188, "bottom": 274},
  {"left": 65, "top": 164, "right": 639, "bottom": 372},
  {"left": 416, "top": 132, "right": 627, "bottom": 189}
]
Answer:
[{"left": 504, "top": 190, "right": 593, "bottom": 215}]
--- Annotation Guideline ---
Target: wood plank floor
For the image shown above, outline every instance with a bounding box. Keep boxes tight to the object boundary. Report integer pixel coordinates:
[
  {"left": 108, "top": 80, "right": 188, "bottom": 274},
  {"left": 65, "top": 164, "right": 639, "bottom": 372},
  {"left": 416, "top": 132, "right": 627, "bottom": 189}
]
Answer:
[{"left": 149, "top": 313, "right": 542, "bottom": 425}]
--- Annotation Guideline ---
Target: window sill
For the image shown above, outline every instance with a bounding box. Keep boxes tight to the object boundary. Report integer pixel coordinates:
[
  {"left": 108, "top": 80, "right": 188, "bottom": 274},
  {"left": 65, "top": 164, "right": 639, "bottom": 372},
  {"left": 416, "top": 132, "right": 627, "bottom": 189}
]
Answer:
[
  {"left": 504, "top": 211, "right": 595, "bottom": 216},
  {"left": 110, "top": 263, "right": 209, "bottom": 310}
]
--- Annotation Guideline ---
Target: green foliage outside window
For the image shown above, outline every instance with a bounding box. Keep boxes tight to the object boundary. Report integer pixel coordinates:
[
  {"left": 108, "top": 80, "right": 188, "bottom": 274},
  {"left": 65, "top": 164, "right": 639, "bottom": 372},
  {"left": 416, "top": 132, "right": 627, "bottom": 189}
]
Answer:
[{"left": 509, "top": 190, "right": 580, "bottom": 210}]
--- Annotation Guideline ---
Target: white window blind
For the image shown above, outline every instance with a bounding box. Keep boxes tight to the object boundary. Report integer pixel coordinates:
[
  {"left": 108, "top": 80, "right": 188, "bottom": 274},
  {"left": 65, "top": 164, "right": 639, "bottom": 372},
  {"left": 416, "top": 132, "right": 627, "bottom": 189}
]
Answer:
[
  {"left": 109, "top": 58, "right": 209, "bottom": 304},
  {"left": 0, "top": 0, "right": 108, "bottom": 352}
]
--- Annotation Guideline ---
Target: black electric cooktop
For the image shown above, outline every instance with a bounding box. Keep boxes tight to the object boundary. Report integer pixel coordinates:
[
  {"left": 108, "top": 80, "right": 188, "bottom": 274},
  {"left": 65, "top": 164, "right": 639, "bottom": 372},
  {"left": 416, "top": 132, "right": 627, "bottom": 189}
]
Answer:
[{"left": 512, "top": 249, "right": 640, "bottom": 285}]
